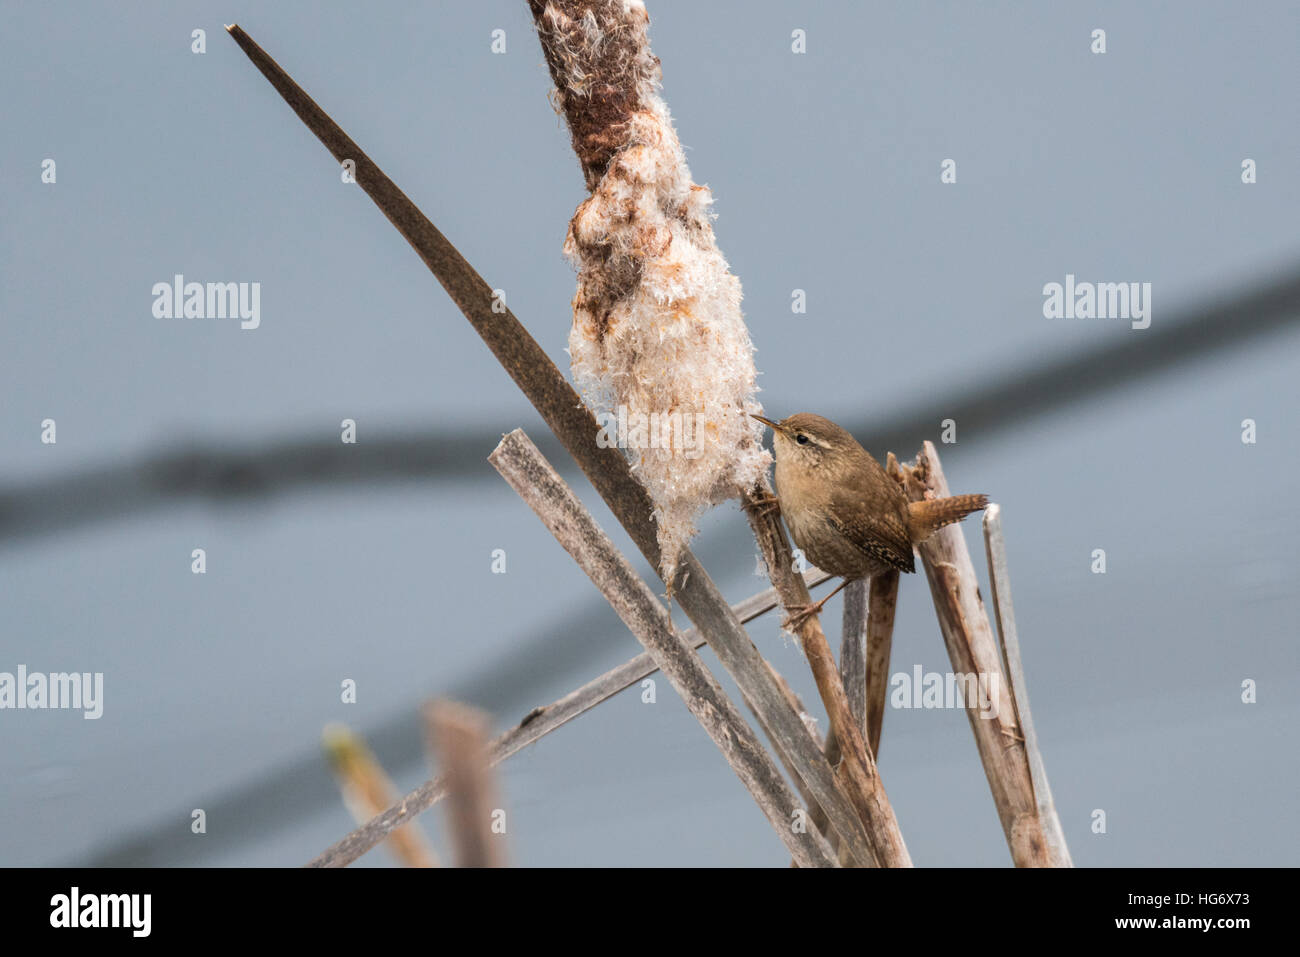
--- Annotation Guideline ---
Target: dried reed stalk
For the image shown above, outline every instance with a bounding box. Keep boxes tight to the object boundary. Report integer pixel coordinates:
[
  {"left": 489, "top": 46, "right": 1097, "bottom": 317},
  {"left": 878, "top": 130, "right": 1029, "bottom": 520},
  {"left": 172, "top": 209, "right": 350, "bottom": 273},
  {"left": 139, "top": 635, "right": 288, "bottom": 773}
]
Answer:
[
  {"left": 983, "top": 506, "right": 1072, "bottom": 866},
  {"left": 491, "top": 429, "right": 836, "bottom": 867},
  {"left": 744, "top": 494, "right": 912, "bottom": 866},
  {"left": 423, "top": 701, "right": 506, "bottom": 867},
  {"left": 840, "top": 579, "right": 869, "bottom": 735},
  {"left": 321, "top": 724, "right": 437, "bottom": 868},
  {"left": 864, "top": 571, "right": 901, "bottom": 758},
  {"left": 901, "top": 442, "right": 1053, "bottom": 867},
  {"left": 820, "top": 568, "right": 900, "bottom": 866}
]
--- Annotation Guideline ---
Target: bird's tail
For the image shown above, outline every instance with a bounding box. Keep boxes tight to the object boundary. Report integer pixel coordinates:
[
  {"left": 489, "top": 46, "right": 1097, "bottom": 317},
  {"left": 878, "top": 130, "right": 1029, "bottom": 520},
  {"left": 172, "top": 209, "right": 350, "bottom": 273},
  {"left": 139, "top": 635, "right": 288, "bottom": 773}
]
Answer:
[{"left": 907, "top": 494, "right": 989, "bottom": 542}]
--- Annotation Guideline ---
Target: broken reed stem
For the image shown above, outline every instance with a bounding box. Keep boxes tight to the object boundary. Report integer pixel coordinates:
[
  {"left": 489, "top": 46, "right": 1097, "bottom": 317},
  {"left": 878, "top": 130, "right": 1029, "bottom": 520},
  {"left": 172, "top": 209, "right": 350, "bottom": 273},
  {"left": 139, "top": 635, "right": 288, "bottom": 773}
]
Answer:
[
  {"left": 983, "top": 505, "right": 1073, "bottom": 867},
  {"left": 807, "top": 570, "right": 898, "bottom": 866},
  {"left": 820, "top": 577, "right": 878, "bottom": 866},
  {"left": 840, "top": 579, "right": 869, "bottom": 735},
  {"left": 808, "top": 570, "right": 900, "bottom": 866},
  {"left": 832, "top": 584, "right": 866, "bottom": 869},
  {"left": 424, "top": 701, "right": 506, "bottom": 867},
  {"left": 224, "top": 23, "right": 879, "bottom": 869},
  {"left": 902, "top": 441, "right": 1053, "bottom": 867},
  {"left": 490, "top": 429, "right": 836, "bottom": 868},
  {"left": 321, "top": 724, "right": 437, "bottom": 868},
  {"left": 865, "top": 571, "right": 901, "bottom": 758},
  {"left": 309, "top": 569, "right": 828, "bottom": 867},
  {"left": 744, "top": 492, "right": 912, "bottom": 867}
]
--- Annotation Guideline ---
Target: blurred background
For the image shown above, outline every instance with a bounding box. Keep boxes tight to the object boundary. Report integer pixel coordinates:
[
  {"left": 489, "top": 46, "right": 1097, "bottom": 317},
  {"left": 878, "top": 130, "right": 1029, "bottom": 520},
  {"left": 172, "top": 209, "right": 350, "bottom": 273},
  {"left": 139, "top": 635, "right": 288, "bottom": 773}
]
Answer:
[{"left": 1, "top": 0, "right": 1296, "bottom": 866}]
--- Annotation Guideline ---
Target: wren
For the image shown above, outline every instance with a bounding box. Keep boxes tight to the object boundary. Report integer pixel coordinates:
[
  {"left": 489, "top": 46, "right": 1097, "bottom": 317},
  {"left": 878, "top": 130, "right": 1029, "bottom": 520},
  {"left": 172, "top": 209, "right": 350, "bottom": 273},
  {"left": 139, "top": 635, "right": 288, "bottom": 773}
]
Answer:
[{"left": 751, "top": 412, "right": 988, "bottom": 628}]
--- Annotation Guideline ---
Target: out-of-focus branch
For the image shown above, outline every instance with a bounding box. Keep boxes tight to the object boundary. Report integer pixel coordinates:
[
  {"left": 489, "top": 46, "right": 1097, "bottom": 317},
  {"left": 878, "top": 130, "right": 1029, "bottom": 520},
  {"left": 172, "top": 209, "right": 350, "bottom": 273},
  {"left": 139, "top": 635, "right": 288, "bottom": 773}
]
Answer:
[
  {"left": 423, "top": 701, "right": 506, "bottom": 868},
  {"left": 322, "top": 724, "right": 437, "bottom": 868},
  {"left": 7, "top": 265, "right": 1298, "bottom": 545}
]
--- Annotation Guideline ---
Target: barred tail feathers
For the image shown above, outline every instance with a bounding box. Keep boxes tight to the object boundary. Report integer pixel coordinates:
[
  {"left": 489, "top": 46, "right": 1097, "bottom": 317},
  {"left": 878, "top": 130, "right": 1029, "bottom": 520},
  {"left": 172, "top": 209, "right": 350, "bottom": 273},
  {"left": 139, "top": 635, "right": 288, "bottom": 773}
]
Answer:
[{"left": 907, "top": 493, "right": 989, "bottom": 541}]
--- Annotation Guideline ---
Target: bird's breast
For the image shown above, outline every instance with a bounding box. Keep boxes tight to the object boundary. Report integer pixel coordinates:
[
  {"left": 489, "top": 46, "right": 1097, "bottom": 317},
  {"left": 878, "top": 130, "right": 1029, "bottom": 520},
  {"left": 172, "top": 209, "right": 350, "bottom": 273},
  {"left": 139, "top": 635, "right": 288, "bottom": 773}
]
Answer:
[{"left": 774, "top": 458, "right": 892, "bottom": 579}]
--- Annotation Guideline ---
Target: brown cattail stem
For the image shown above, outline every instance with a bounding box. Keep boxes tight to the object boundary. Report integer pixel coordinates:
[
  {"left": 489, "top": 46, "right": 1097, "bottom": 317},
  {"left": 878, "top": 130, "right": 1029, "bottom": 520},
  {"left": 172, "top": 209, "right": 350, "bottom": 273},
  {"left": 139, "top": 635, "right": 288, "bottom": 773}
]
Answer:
[
  {"left": 840, "top": 579, "right": 869, "bottom": 736},
  {"left": 809, "top": 568, "right": 900, "bottom": 865},
  {"left": 491, "top": 429, "right": 836, "bottom": 868},
  {"left": 864, "top": 571, "right": 901, "bottom": 758},
  {"left": 983, "top": 505, "right": 1073, "bottom": 866},
  {"left": 744, "top": 490, "right": 912, "bottom": 867},
  {"left": 901, "top": 442, "right": 1054, "bottom": 867}
]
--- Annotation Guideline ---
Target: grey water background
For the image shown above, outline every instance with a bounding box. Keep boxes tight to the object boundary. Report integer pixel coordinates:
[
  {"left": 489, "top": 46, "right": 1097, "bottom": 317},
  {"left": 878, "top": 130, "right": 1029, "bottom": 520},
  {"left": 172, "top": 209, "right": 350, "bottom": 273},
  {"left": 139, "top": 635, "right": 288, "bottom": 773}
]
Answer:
[{"left": 1, "top": 1, "right": 1297, "bottom": 866}]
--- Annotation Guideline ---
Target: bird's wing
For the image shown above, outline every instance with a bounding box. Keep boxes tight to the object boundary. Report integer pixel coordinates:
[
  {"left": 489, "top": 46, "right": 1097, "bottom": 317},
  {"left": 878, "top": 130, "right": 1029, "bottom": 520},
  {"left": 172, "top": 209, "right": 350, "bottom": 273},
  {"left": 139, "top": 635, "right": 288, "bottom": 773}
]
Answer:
[{"left": 826, "top": 484, "right": 916, "bottom": 574}]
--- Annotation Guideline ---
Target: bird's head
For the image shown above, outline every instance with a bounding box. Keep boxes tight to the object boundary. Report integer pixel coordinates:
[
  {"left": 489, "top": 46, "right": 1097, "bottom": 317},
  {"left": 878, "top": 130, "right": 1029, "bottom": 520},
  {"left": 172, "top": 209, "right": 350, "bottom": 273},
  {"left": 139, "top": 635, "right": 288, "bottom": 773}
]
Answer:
[{"left": 750, "top": 412, "right": 854, "bottom": 468}]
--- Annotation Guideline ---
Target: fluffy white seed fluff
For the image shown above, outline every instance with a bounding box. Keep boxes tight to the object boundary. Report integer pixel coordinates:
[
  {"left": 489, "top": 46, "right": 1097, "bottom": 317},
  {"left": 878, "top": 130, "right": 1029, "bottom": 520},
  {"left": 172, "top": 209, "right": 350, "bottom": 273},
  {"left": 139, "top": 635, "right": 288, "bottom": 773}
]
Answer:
[{"left": 539, "top": 0, "right": 771, "bottom": 579}]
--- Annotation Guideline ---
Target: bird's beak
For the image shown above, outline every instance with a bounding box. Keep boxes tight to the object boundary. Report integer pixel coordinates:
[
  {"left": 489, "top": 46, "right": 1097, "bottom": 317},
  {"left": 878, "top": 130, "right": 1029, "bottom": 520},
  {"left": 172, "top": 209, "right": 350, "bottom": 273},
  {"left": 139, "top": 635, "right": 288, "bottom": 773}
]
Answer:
[{"left": 750, "top": 414, "right": 781, "bottom": 431}]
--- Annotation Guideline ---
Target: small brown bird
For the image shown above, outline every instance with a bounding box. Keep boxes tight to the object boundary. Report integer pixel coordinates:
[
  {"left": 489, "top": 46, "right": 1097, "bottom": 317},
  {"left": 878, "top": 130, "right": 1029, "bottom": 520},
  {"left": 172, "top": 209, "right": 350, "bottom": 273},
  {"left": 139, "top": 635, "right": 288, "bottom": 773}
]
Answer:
[{"left": 752, "top": 412, "right": 988, "bottom": 628}]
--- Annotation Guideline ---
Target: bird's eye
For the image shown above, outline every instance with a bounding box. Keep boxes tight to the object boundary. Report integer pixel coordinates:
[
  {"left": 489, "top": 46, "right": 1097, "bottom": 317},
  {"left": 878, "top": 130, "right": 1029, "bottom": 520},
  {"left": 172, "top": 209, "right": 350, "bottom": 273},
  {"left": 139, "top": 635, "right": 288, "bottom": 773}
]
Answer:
[{"left": 796, "top": 433, "right": 809, "bottom": 445}]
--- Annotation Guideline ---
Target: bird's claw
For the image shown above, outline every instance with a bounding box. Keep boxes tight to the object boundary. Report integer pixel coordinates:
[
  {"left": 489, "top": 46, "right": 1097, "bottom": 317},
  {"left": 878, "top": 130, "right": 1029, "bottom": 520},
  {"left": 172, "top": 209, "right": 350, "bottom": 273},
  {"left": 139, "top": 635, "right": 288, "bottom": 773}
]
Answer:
[{"left": 781, "top": 597, "right": 829, "bottom": 633}]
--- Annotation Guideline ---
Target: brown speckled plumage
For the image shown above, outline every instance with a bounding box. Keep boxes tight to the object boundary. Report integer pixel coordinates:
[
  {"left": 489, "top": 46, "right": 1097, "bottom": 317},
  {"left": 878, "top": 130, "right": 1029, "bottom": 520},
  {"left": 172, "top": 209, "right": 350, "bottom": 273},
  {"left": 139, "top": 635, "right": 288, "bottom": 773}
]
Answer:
[{"left": 754, "top": 412, "right": 988, "bottom": 619}]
